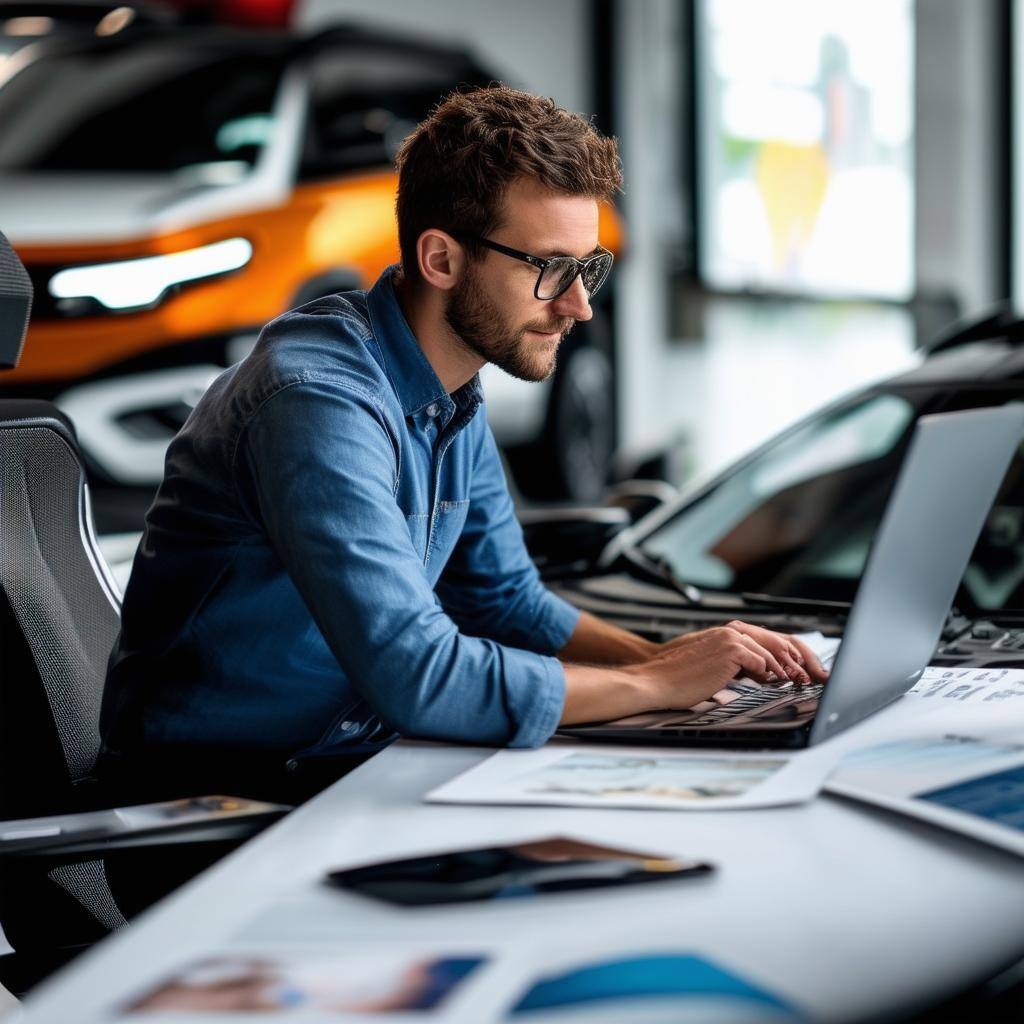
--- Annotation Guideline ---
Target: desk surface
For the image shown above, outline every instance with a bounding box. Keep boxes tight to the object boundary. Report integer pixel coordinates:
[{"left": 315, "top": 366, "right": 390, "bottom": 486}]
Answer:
[{"left": 21, "top": 732, "right": 1024, "bottom": 1023}]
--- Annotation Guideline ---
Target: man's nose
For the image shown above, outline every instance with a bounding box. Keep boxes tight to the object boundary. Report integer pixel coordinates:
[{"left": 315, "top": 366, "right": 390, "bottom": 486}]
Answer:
[{"left": 552, "top": 274, "right": 593, "bottom": 321}]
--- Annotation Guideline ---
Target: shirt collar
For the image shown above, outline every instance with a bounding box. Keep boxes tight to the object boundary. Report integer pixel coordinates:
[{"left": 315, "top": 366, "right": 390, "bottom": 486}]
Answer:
[{"left": 367, "top": 265, "right": 482, "bottom": 420}]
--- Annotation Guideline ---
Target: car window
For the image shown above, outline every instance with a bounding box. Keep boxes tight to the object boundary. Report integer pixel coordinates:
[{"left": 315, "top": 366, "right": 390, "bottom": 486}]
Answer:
[
  {"left": 640, "top": 386, "right": 1024, "bottom": 612},
  {"left": 638, "top": 391, "right": 925, "bottom": 600},
  {"left": 0, "top": 45, "right": 285, "bottom": 176},
  {"left": 299, "top": 47, "right": 489, "bottom": 179},
  {"left": 935, "top": 391, "right": 1024, "bottom": 613}
]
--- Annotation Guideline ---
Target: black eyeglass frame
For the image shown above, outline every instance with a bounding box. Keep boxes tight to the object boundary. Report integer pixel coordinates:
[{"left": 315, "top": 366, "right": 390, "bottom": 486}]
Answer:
[{"left": 455, "top": 233, "right": 614, "bottom": 301}]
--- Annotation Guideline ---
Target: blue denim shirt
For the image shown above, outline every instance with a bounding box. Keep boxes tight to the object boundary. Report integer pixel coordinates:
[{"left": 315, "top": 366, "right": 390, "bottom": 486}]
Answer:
[{"left": 101, "top": 266, "right": 578, "bottom": 764}]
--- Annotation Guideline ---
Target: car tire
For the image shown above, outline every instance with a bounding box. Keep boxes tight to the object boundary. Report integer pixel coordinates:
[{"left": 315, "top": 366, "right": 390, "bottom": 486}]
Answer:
[
  {"left": 505, "top": 310, "right": 615, "bottom": 503},
  {"left": 291, "top": 269, "right": 364, "bottom": 307}
]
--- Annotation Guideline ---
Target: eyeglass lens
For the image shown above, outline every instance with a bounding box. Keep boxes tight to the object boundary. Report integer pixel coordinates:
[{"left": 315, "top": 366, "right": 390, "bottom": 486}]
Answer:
[{"left": 537, "top": 252, "right": 612, "bottom": 301}]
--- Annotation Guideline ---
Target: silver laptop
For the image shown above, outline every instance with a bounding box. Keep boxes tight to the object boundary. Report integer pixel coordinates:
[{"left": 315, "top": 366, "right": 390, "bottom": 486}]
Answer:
[{"left": 561, "top": 405, "right": 1024, "bottom": 750}]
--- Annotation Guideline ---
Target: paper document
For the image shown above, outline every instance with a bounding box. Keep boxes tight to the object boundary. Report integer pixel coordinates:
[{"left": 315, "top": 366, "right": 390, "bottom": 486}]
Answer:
[
  {"left": 907, "top": 666, "right": 1024, "bottom": 707},
  {"left": 427, "top": 742, "right": 843, "bottom": 812},
  {"left": 798, "top": 630, "right": 1024, "bottom": 708},
  {"left": 827, "top": 729, "right": 1024, "bottom": 857},
  {"left": 507, "top": 952, "right": 799, "bottom": 1022},
  {"left": 0, "top": 795, "right": 286, "bottom": 855},
  {"left": 120, "top": 947, "right": 487, "bottom": 1016}
]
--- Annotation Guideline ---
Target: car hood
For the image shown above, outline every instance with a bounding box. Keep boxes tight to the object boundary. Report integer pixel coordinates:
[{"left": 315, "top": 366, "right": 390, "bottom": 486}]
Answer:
[
  {"left": 550, "top": 571, "right": 846, "bottom": 640},
  {"left": 0, "top": 172, "right": 289, "bottom": 245},
  {"left": 887, "top": 341, "right": 1024, "bottom": 384}
]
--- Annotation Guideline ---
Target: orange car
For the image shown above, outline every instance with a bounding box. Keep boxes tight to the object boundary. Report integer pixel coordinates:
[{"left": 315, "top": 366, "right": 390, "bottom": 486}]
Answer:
[{"left": 0, "top": 22, "right": 624, "bottom": 527}]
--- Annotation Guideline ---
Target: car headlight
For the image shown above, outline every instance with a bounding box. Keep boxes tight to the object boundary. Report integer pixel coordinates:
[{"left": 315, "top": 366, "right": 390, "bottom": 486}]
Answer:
[{"left": 48, "top": 237, "right": 253, "bottom": 311}]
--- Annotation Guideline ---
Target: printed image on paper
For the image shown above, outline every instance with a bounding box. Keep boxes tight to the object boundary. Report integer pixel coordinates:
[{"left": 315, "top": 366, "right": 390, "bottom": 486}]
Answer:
[
  {"left": 122, "top": 950, "right": 486, "bottom": 1016},
  {"left": 513, "top": 754, "right": 788, "bottom": 803},
  {"left": 507, "top": 952, "right": 798, "bottom": 1021}
]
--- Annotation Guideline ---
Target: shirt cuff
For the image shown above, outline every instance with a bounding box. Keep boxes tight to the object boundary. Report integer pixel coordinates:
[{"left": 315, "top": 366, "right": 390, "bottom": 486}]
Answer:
[
  {"left": 503, "top": 648, "right": 566, "bottom": 748},
  {"left": 530, "top": 589, "right": 581, "bottom": 655}
]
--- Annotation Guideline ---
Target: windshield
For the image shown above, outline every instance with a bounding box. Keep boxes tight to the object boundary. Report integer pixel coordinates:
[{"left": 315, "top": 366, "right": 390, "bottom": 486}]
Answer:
[
  {"left": 638, "top": 386, "right": 1024, "bottom": 613},
  {"left": 0, "top": 43, "right": 285, "bottom": 178},
  {"left": 639, "top": 390, "right": 922, "bottom": 602}
]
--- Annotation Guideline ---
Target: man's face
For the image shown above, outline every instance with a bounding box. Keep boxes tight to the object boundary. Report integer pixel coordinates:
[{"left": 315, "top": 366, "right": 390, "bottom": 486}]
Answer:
[{"left": 445, "top": 178, "right": 599, "bottom": 382}]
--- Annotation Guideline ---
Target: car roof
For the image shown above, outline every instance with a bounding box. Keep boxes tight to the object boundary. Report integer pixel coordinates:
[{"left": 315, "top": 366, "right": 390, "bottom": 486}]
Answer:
[
  {"left": 889, "top": 342, "right": 1024, "bottom": 387},
  {"left": 7, "top": 17, "right": 486, "bottom": 66},
  {"left": 0, "top": 0, "right": 171, "bottom": 22}
]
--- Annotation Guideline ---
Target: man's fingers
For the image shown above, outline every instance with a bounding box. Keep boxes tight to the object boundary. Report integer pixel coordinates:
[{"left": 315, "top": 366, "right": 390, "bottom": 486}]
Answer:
[
  {"left": 790, "top": 637, "right": 830, "bottom": 681},
  {"left": 729, "top": 622, "right": 815, "bottom": 685},
  {"left": 731, "top": 641, "right": 775, "bottom": 684},
  {"left": 733, "top": 633, "right": 787, "bottom": 682},
  {"left": 778, "top": 648, "right": 812, "bottom": 685}
]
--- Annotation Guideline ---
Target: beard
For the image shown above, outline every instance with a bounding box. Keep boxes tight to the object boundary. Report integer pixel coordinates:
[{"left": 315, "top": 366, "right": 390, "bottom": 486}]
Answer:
[{"left": 444, "top": 264, "right": 575, "bottom": 383}]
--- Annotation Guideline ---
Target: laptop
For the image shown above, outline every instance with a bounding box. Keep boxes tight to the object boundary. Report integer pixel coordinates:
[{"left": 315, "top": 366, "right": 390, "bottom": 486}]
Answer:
[{"left": 560, "top": 405, "right": 1024, "bottom": 750}]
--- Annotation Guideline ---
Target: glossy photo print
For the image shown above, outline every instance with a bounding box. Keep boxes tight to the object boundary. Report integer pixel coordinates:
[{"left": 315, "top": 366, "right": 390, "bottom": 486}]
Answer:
[
  {"left": 122, "top": 950, "right": 486, "bottom": 1015},
  {"left": 507, "top": 952, "right": 800, "bottom": 1022}
]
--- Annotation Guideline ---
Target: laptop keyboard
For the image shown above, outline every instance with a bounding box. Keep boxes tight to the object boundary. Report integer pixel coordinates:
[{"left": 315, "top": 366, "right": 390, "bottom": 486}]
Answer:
[{"left": 683, "top": 681, "right": 825, "bottom": 726}]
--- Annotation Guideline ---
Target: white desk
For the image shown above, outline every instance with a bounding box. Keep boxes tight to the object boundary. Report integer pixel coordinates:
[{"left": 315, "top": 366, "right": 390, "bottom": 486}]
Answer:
[{"left": 19, "top": 735, "right": 1024, "bottom": 1022}]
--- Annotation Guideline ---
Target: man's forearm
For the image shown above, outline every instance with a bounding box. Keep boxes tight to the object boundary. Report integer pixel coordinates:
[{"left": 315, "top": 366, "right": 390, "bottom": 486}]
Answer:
[
  {"left": 556, "top": 609, "right": 657, "bottom": 666},
  {"left": 557, "top": 621, "right": 828, "bottom": 727},
  {"left": 560, "top": 661, "right": 656, "bottom": 724}
]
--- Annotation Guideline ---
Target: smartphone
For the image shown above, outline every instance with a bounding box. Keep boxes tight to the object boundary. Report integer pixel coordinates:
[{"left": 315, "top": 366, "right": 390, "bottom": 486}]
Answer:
[{"left": 325, "top": 836, "right": 714, "bottom": 905}]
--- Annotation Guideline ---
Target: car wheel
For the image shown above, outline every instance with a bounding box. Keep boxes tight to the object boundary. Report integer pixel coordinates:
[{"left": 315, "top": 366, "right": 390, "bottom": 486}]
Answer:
[
  {"left": 506, "top": 312, "right": 615, "bottom": 503},
  {"left": 291, "top": 269, "right": 363, "bottom": 307}
]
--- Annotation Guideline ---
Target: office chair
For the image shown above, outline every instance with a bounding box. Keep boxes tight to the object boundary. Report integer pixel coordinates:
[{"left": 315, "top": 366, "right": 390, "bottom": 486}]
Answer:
[{"left": 0, "top": 231, "right": 285, "bottom": 994}]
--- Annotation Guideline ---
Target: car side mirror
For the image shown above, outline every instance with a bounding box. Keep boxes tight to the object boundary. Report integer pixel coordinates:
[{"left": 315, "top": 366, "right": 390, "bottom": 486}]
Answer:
[
  {"left": 603, "top": 479, "right": 679, "bottom": 522},
  {"left": 519, "top": 480, "right": 678, "bottom": 579},
  {"left": 519, "top": 505, "right": 631, "bottom": 579}
]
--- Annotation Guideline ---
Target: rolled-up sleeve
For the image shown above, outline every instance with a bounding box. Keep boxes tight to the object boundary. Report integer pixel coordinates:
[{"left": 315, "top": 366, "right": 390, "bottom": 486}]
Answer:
[
  {"left": 237, "top": 380, "right": 565, "bottom": 748},
  {"left": 435, "top": 418, "right": 580, "bottom": 653}
]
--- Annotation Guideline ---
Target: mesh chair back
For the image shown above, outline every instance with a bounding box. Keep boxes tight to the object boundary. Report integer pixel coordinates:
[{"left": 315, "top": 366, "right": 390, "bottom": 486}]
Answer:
[
  {"left": 0, "top": 230, "right": 30, "bottom": 370},
  {"left": 0, "top": 404, "right": 122, "bottom": 817}
]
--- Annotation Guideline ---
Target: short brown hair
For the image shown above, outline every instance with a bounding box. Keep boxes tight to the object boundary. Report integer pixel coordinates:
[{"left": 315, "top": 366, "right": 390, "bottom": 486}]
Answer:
[{"left": 394, "top": 84, "right": 622, "bottom": 282}]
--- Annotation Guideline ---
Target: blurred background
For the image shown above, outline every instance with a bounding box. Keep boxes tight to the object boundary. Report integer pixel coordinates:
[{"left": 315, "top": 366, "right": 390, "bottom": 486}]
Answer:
[{"left": 0, "top": 0, "right": 1014, "bottom": 539}]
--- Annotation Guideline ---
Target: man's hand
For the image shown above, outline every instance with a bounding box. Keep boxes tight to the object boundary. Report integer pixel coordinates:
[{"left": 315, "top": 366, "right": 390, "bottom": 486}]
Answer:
[
  {"left": 560, "top": 621, "right": 828, "bottom": 725},
  {"left": 633, "top": 624, "right": 806, "bottom": 711},
  {"left": 660, "top": 620, "right": 829, "bottom": 685}
]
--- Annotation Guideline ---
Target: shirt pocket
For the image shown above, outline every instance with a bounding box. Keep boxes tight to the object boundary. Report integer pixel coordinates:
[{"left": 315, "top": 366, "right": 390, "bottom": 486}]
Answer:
[
  {"left": 404, "top": 512, "right": 430, "bottom": 562},
  {"left": 425, "top": 499, "right": 470, "bottom": 573}
]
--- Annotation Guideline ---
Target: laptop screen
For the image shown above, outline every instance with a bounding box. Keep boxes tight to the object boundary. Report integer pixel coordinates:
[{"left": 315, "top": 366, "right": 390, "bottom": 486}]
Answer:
[{"left": 809, "top": 405, "right": 1024, "bottom": 744}]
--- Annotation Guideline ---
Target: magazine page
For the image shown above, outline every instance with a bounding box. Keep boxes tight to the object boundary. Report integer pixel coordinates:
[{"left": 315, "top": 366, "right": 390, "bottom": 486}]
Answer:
[
  {"left": 115, "top": 943, "right": 491, "bottom": 1019},
  {"left": 826, "top": 728, "right": 1024, "bottom": 857},
  {"left": 426, "top": 741, "right": 845, "bottom": 812},
  {"left": 113, "top": 795, "right": 286, "bottom": 831},
  {"left": 502, "top": 949, "right": 800, "bottom": 1023}
]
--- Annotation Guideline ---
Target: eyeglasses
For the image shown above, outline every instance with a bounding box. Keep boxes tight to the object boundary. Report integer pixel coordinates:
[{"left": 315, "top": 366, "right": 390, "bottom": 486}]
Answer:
[{"left": 456, "top": 234, "right": 614, "bottom": 301}]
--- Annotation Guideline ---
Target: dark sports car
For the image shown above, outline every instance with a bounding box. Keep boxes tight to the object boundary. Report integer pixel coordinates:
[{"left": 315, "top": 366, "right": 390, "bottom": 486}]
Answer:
[{"left": 531, "top": 310, "right": 1024, "bottom": 668}]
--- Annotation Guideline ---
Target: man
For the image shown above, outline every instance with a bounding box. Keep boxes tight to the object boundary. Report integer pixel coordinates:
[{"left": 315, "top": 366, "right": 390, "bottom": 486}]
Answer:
[{"left": 100, "top": 86, "right": 825, "bottom": 802}]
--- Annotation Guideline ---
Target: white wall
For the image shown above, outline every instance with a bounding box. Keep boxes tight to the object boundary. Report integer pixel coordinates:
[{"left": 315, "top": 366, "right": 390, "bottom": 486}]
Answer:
[{"left": 297, "top": 0, "right": 591, "bottom": 115}]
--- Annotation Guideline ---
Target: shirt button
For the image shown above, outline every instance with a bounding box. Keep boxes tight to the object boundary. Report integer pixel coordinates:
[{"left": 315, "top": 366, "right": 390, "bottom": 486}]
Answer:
[{"left": 426, "top": 403, "right": 440, "bottom": 418}]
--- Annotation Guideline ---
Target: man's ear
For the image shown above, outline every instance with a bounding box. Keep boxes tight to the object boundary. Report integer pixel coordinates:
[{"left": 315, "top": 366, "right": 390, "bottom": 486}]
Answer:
[{"left": 416, "top": 229, "right": 463, "bottom": 292}]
